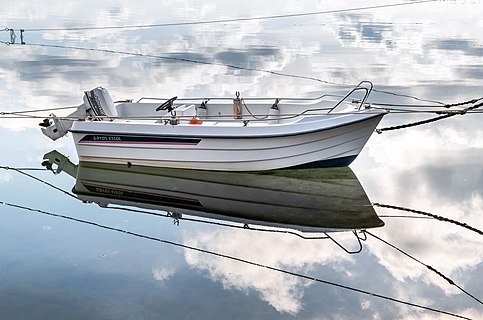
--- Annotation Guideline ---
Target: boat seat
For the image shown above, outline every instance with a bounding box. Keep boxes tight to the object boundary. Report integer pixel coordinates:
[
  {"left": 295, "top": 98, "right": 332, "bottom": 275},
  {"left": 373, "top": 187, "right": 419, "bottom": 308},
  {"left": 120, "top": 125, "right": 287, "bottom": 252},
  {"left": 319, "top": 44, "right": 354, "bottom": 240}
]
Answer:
[
  {"left": 116, "top": 103, "right": 160, "bottom": 117},
  {"left": 175, "top": 104, "right": 196, "bottom": 121}
]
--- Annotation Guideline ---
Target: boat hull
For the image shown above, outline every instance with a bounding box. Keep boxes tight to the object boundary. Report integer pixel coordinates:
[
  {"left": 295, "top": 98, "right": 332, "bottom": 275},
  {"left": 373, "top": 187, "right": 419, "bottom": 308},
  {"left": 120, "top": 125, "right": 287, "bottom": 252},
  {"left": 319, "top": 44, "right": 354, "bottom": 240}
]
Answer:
[{"left": 71, "top": 112, "right": 385, "bottom": 171}]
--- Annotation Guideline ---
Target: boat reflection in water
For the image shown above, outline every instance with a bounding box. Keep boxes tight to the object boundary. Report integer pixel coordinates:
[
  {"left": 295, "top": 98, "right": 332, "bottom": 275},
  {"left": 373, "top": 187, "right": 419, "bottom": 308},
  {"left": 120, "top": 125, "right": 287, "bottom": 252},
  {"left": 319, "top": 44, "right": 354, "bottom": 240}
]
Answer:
[{"left": 43, "top": 150, "right": 383, "bottom": 238}]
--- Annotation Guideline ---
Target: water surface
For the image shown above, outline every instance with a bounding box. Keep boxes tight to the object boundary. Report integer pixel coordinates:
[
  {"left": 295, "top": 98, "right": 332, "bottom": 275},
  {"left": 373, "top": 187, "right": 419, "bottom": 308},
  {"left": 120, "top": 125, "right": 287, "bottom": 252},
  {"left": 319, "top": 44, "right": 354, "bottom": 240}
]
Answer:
[{"left": 0, "top": 1, "right": 482, "bottom": 319}]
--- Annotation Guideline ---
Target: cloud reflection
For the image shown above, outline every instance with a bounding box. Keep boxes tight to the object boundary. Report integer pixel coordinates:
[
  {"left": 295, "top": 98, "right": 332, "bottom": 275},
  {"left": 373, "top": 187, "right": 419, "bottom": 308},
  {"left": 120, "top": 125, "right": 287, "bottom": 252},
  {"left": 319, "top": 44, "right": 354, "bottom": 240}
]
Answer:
[
  {"left": 0, "top": 1, "right": 482, "bottom": 318},
  {"left": 337, "top": 13, "right": 393, "bottom": 44},
  {"left": 152, "top": 266, "right": 175, "bottom": 283},
  {"left": 428, "top": 39, "right": 483, "bottom": 57},
  {"left": 352, "top": 125, "right": 483, "bottom": 318},
  {"left": 0, "top": 171, "right": 12, "bottom": 183},
  {"left": 183, "top": 229, "right": 354, "bottom": 314}
]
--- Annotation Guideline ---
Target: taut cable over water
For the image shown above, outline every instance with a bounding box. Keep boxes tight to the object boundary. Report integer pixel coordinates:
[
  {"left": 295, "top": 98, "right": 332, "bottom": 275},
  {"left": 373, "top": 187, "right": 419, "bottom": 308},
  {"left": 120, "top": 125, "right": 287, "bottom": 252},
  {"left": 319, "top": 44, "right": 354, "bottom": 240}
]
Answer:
[
  {"left": 1, "top": 165, "right": 480, "bottom": 236},
  {"left": 366, "top": 230, "right": 482, "bottom": 305},
  {"left": 2, "top": 163, "right": 482, "bottom": 291},
  {"left": 0, "top": 22, "right": 452, "bottom": 106},
  {"left": 0, "top": 165, "right": 77, "bottom": 199},
  {"left": 3, "top": 1, "right": 438, "bottom": 32},
  {"left": 0, "top": 163, "right": 367, "bottom": 253},
  {"left": 0, "top": 200, "right": 475, "bottom": 320},
  {"left": 1, "top": 2, "right": 481, "bottom": 318}
]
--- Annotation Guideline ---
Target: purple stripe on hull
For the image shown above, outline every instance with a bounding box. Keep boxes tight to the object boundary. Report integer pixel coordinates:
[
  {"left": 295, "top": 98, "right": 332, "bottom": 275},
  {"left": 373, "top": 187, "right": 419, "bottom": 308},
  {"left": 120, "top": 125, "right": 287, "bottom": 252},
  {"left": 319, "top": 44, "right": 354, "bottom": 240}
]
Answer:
[{"left": 78, "top": 134, "right": 201, "bottom": 146}]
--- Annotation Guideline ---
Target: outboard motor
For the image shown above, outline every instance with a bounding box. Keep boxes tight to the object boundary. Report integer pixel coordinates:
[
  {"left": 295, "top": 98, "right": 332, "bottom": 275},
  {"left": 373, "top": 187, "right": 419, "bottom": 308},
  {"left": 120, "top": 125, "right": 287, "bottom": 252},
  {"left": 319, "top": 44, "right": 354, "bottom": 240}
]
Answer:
[
  {"left": 83, "top": 87, "right": 117, "bottom": 118},
  {"left": 40, "top": 87, "right": 118, "bottom": 141},
  {"left": 40, "top": 113, "right": 76, "bottom": 141}
]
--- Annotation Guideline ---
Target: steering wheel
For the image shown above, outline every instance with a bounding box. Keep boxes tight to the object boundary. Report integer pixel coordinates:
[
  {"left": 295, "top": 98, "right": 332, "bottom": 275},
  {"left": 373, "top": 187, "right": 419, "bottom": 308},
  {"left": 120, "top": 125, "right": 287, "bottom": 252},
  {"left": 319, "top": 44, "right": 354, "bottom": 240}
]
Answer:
[{"left": 155, "top": 96, "right": 178, "bottom": 112}]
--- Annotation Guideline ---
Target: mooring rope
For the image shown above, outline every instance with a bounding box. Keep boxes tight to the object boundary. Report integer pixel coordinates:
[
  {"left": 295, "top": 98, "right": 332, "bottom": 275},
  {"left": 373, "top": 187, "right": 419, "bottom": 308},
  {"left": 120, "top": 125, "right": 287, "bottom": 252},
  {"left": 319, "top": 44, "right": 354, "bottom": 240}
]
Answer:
[
  {"left": 1, "top": 165, "right": 479, "bottom": 316},
  {"left": 365, "top": 230, "right": 482, "bottom": 305},
  {"left": 376, "top": 99, "right": 483, "bottom": 133},
  {"left": 3, "top": 167, "right": 482, "bottom": 238},
  {"left": 0, "top": 200, "right": 473, "bottom": 320},
  {"left": 0, "top": 166, "right": 77, "bottom": 199},
  {"left": 0, "top": 105, "right": 78, "bottom": 115},
  {"left": 373, "top": 203, "right": 483, "bottom": 236},
  {"left": 0, "top": 165, "right": 350, "bottom": 245},
  {"left": 0, "top": 34, "right": 449, "bottom": 106},
  {"left": 5, "top": 1, "right": 437, "bottom": 32},
  {"left": 0, "top": 164, "right": 366, "bottom": 254},
  {"left": 1, "top": 100, "right": 482, "bottom": 124}
]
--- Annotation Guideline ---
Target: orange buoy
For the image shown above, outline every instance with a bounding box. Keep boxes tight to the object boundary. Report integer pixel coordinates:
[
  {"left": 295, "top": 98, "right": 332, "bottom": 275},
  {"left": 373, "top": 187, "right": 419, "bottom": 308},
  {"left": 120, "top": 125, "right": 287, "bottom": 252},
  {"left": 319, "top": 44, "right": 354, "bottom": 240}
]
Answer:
[{"left": 189, "top": 116, "right": 203, "bottom": 125}]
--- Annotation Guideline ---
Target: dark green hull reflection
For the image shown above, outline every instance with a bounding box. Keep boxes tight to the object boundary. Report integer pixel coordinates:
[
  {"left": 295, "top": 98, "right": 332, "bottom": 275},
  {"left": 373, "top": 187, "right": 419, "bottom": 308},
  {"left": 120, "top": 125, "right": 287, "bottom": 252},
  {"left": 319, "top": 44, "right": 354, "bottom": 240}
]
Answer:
[{"left": 44, "top": 151, "right": 383, "bottom": 233}]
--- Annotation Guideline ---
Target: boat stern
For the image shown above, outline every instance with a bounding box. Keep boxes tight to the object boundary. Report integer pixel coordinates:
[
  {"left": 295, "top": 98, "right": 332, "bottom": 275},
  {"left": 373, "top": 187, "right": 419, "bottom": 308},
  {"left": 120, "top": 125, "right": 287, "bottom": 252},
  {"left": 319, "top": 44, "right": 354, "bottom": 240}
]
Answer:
[{"left": 40, "top": 87, "right": 117, "bottom": 141}]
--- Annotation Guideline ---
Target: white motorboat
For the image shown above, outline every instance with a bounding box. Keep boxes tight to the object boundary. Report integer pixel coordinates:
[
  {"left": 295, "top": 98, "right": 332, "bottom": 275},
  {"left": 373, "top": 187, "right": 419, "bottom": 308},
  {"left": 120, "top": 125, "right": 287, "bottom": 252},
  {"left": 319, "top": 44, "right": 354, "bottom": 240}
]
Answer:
[{"left": 40, "top": 81, "right": 386, "bottom": 171}]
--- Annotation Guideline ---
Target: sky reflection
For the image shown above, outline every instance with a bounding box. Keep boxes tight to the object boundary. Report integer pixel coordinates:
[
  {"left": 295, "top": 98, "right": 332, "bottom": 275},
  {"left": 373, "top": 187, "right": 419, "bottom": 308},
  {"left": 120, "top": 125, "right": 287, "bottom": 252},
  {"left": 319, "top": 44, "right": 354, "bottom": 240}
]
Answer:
[{"left": 0, "top": 0, "right": 482, "bottom": 319}]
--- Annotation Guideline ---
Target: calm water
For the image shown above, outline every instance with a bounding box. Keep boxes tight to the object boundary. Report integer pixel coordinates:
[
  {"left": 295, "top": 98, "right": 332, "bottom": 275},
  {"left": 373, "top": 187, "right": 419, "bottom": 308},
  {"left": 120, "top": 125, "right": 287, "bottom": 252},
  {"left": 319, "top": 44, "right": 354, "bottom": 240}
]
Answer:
[{"left": 1, "top": 1, "right": 482, "bottom": 319}]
